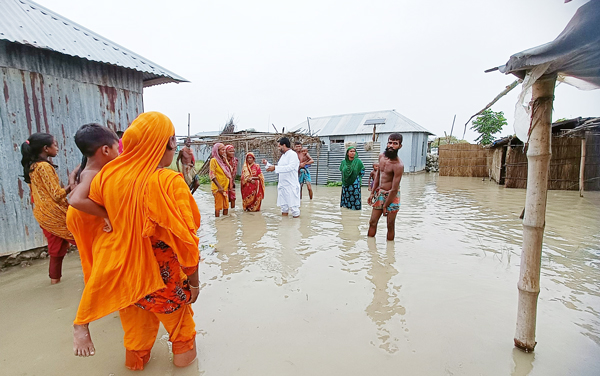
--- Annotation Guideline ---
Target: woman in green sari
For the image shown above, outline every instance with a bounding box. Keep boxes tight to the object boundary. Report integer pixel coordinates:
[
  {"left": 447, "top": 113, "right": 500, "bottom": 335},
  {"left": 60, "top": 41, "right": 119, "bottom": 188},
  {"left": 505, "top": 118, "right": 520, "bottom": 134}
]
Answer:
[{"left": 339, "top": 146, "right": 365, "bottom": 210}]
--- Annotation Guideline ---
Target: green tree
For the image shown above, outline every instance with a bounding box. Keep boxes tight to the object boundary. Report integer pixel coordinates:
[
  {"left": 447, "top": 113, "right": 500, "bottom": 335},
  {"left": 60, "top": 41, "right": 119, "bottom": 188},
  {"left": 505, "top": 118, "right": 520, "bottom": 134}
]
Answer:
[
  {"left": 431, "top": 136, "right": 468, "bottom": 148},
  {"left": 471, "top": 109, "right": 507, "bottom": 145}
]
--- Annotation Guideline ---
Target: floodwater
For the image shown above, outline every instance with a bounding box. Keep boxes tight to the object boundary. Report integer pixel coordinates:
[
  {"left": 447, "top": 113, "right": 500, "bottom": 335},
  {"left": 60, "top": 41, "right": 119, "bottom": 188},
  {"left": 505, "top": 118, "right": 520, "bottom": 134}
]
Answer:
[{"left": 0, "top": 173, "right": 599, "bottom": 376}]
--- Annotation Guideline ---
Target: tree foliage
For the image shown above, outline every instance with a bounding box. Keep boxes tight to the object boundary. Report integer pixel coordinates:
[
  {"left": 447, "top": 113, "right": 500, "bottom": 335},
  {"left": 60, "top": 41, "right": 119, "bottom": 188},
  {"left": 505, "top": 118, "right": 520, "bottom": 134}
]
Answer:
[
  {"left": 431, "top": 136, "right": 469, "bottom": 148},
  {"left": 470, "top": 109, "right": 507, "bottom": 145}
]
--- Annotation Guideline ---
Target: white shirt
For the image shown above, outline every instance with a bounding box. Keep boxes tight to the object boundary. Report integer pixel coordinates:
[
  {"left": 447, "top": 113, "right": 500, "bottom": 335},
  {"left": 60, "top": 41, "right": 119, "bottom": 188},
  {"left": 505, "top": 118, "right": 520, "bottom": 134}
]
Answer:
[{"left": 274, "top": 149, "right": 301, "bottom": 208}]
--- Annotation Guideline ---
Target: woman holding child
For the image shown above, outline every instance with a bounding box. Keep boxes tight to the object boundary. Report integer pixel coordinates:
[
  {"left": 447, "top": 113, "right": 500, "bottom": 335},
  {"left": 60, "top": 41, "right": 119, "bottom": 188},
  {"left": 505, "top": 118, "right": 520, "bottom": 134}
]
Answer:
[{"left": 71, "top": 112, "right": 201, "bottom": 370}]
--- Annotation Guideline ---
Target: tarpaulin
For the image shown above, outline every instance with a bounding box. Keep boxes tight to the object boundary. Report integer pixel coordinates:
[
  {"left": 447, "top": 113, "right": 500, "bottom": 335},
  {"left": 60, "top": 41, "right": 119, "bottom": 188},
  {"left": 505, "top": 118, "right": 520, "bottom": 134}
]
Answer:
[{"left": 495, "top": 0, "right": 600, "bottom": 141}]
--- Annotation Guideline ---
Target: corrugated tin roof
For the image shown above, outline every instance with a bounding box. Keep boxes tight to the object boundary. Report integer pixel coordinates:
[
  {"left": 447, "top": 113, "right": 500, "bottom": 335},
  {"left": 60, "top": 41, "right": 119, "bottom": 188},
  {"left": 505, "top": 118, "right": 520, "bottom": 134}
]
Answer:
[
  {"left": 292, "top": 110, "right": 433, "bottom": 136},
  {"left": 0, "top": 0, "right": 188, "bottom": 87}
]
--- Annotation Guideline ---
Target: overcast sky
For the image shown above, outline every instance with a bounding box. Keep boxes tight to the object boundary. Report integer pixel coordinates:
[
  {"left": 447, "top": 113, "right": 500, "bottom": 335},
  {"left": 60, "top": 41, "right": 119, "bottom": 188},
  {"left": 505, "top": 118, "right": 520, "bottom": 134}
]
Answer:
[{"left": 35, "top": 0, "right": 600, "bottom": 142}]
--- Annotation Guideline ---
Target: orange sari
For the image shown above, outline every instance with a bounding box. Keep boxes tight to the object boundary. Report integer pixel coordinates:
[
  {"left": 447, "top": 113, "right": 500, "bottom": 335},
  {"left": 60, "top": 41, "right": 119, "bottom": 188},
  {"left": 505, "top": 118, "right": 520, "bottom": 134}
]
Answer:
[
  {"left": 73, "top": 112, "right": 200, "bottom": 325},
  {"left": 240, "top": 153, "right": 265, "bottom": 212}
]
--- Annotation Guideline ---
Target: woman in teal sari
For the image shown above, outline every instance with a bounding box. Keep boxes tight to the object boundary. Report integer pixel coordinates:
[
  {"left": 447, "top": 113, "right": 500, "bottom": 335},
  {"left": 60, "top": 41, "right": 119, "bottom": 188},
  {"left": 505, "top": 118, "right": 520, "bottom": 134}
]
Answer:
[{"left": 339, "top": 146, "right": 365, "bottom": 210}]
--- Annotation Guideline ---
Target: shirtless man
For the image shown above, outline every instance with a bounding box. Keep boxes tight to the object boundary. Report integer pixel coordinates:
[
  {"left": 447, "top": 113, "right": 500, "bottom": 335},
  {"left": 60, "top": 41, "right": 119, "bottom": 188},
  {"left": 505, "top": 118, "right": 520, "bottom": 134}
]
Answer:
[
  {"left": 176, "top": 138, "right": 199, "bottom": 194},
  {"left": 368, "top": 133, "right": 404, "bottom": 241},
  {"left": 294, "top": 142, "right": 314, "bottom": 200}
]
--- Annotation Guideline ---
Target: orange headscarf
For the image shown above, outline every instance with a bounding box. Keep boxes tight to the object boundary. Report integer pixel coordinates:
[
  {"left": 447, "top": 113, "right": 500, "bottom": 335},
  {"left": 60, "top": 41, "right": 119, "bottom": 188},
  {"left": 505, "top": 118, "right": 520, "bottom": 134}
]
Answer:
[{"left": 74, "top": 112, "right": 200, "bottom": 325}]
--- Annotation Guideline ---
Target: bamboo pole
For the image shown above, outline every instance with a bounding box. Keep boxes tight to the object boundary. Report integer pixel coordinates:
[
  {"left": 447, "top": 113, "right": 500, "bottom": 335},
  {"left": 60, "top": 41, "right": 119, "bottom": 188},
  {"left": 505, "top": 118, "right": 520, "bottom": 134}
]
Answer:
[
  {"left": 514, "top": 74, "right": 556, "bottom": 352},
  {"left": 579, "top": 136, "right": 586, "bottom": 197}
]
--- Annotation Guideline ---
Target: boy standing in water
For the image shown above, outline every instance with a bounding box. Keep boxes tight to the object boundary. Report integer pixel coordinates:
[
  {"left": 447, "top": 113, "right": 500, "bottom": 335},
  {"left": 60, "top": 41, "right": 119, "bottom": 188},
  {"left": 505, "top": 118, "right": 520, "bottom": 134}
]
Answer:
[
  {"left": 67, "top": 124, "right": 120, "bottom": 357},
  {"left": 368, "top": 134, "right": 404, "bottom": 241}
]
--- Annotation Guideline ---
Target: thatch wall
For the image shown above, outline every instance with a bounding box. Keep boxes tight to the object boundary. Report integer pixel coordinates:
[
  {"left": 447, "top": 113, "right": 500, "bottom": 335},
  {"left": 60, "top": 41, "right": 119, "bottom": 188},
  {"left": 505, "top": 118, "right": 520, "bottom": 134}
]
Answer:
[
  {"left": 439, "top": 144, "right": 490, "bottom": 177},
  {"left": 584, "top": 133, "right": 600, "bottom": 191},
  {"left": 505, "top": 137, "right": 583, "bottom": 190},
  {"left": 489, "top": 147, "right": 505, "bottom": 184},
  {"left": 504, "top": 144, "right": 527, "bottom": 188}
]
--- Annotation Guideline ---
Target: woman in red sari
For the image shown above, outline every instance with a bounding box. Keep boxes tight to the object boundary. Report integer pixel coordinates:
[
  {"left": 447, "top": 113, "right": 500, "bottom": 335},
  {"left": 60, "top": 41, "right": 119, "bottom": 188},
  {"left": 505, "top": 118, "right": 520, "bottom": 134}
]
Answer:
[{"left": 240, "top": 152, "right": 265, "bottom": 212}]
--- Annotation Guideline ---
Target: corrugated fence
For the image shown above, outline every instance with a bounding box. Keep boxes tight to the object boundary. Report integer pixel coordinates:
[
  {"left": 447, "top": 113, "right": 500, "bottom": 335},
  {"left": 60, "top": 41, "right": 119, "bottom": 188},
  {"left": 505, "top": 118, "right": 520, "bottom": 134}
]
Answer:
[
  {"left": 229, "top": 142, "right": 381, "bottom": 186},
  {"left": 0, "top": 41, "right": 143, "bottom": 256}
]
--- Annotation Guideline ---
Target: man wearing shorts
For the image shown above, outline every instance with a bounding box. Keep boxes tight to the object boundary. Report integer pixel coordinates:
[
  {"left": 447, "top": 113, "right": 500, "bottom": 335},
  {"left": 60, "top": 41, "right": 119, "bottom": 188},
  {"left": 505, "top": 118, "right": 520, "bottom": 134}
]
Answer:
[
  {"left": 294, "top": 142, "right": 314, "bottom": 200},
  {"left": 368, "top": 133, "right": 404, "bottom": 241}
]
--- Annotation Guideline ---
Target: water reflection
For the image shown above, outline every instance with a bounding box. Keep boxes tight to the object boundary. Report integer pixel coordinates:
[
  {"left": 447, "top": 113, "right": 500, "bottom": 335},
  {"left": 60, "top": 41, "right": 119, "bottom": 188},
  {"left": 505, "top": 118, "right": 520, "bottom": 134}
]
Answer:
[
  {"left": 3, "top": 174, "right": 600, "bottom": 375},
  {"left": 511, "top": 348, "right": 535, "bottom": 376},
  {"left": 365, "top": 238, "right": 406, "bottom": 353}
]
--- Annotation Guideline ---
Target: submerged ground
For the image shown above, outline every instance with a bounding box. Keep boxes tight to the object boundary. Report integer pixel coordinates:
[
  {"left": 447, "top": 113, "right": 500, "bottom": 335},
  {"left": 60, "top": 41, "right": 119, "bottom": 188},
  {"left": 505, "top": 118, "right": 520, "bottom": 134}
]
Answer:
[{"left": 0, "top": 173, "right": 598, "bottom": 375}]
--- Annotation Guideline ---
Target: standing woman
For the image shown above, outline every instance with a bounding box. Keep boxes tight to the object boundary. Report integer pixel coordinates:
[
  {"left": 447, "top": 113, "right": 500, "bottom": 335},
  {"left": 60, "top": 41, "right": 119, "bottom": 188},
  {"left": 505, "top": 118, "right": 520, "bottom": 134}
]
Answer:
[
  {"left": 225, "top": 144, "right": 238, "bottom": 208},
  {"left": 20, "top": 133, "right": 75, "bottom": 284},
  {"left": 240, "top": 152, "right": 265, "bottom": 211},
  {"left": 339, "top": 146, "right": 365, "bottom": 210},
  {"left": 210, "top": 143, "right": 231, "bottom": 217},
  {"left": 72, "top": 112, "right": 201, "bottom": 369}
]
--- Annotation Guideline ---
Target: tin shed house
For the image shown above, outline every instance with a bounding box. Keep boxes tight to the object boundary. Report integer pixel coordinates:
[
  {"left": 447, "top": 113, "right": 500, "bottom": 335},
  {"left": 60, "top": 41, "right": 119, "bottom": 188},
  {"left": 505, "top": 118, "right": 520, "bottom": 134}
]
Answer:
[
  {"left": 291, "top": 110, "right": 433, "bottom": 173},
  {"left": 0, "top": 0, "right": 187, "bottom": 256}
]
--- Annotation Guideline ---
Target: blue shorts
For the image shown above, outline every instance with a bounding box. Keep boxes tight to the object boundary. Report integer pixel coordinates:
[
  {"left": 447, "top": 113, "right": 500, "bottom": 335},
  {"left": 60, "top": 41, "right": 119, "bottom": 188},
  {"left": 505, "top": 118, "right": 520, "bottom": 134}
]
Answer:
[{"left": 299, "top": 168, "right": 311, "bottom": 184}]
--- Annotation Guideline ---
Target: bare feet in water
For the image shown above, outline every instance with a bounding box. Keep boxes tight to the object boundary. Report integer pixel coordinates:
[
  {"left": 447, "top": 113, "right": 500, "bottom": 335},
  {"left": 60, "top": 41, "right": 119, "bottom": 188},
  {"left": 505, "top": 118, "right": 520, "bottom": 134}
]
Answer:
[{"left": 73, "top": 324, "right": 95, "bottom": 357}]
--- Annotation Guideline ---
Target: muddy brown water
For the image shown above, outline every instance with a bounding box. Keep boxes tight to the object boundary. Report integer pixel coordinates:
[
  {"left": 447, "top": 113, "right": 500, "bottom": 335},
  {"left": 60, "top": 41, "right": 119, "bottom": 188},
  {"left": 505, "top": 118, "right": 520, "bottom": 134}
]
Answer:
[{"left": 0, "top": 174, "right": 599, "bottom": 375}]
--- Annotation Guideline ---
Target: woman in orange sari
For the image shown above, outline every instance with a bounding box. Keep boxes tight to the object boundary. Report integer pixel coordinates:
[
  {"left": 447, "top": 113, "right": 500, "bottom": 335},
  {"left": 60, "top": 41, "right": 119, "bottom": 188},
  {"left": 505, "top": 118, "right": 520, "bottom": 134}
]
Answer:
[
  {"left": 71, "top": 112, "right": 201, "bottom": 370},
  {"left": 240, "top": 152, "right": 265, "bottom": 211}
]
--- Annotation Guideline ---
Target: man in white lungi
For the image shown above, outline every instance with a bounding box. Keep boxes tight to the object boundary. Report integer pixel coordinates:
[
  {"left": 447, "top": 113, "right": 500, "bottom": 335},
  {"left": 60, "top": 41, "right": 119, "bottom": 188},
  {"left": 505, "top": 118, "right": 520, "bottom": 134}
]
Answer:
[{"left": 264, "top": 137, "right": 301, "bottom": 217}]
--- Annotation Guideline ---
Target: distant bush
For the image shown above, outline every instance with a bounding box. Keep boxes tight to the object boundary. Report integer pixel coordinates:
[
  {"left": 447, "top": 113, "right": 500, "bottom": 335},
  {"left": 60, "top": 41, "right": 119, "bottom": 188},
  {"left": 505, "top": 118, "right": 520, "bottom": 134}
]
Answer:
[
  {"left": 326, "top": 181, "right": 343, "bottom": 187},
  {"left": 197, "top": 175, "right": 211, "bottom": 185}
]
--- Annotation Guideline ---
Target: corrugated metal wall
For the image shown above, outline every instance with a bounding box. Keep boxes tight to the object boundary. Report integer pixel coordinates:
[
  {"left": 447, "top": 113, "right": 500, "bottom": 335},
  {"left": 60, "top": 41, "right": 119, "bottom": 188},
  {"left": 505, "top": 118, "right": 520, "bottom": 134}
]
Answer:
[
  {"left": 325, "top": 143, "right": 381, "bottom": 185},
  {"left": 0, "top": 40, "right": 143, "bottom": 256},
  {"left": 225, "top": 142, "right": 382, "bottom": 187}
]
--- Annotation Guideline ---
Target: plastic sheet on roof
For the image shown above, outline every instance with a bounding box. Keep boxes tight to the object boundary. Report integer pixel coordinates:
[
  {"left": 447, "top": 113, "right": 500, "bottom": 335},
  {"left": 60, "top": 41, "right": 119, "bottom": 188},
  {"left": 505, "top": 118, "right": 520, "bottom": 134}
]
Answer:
[{"left": 496, "top": 0, "right": 600, "bottom": 142}]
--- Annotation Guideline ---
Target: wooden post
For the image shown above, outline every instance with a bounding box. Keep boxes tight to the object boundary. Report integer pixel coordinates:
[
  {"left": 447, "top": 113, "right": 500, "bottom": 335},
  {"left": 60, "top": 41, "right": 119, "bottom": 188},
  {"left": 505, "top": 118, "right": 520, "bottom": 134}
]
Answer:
[
  {"left": 579, "top": 136, "right": 586, "bottom": 197},
  {"left": 449, "top": 114, "right": 456, "bottom": 143},
  {"left": 514, "top": 74, "right": 556, "bottom": 352}
]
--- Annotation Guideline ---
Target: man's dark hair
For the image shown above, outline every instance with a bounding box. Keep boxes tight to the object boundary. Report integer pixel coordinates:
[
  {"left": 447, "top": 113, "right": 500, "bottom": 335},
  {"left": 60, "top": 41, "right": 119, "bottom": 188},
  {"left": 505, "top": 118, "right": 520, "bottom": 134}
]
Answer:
[
  {"left": 294, "top": 141, "right": 302, "bottom": 146},
  {"left": 389, "top": 133, "right": 403, "bottom": 144},
  {"left": 279, "top": 137, "right": 291, "bottom": 148}
]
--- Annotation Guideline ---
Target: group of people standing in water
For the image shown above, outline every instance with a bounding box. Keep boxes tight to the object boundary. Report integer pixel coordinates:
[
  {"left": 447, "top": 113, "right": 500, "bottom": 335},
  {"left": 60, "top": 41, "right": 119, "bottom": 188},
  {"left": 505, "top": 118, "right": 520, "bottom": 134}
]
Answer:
[{"left": 19, "top": 111, "right": 404, "bottom": 370}]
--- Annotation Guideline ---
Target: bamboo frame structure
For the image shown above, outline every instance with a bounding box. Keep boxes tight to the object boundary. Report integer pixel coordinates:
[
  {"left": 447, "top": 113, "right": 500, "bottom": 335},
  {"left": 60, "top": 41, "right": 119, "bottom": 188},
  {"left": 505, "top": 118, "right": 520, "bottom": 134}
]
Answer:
[{"left": 514, "top": 74, "right": 556, "bottom": 352}]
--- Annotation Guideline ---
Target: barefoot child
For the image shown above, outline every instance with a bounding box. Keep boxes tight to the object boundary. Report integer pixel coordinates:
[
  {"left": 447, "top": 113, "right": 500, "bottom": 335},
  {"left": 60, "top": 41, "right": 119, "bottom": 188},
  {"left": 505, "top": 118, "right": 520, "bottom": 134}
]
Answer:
[
  {"left": 368, "top": 163, "right": 379, "bottom": 191},
  {"left": 67, "top": 124, "right": 119, "bottom": 357},
  {"left": 20, "top": 133, "right": 76, "bottom": 284}
]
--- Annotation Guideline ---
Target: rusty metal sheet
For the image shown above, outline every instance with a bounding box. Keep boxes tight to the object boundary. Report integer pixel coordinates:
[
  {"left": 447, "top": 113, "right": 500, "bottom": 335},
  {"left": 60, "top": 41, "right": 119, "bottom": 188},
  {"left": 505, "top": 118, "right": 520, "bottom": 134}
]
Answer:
[{"left": 0, "top": 45, "right": 144, "bottom": 256}]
